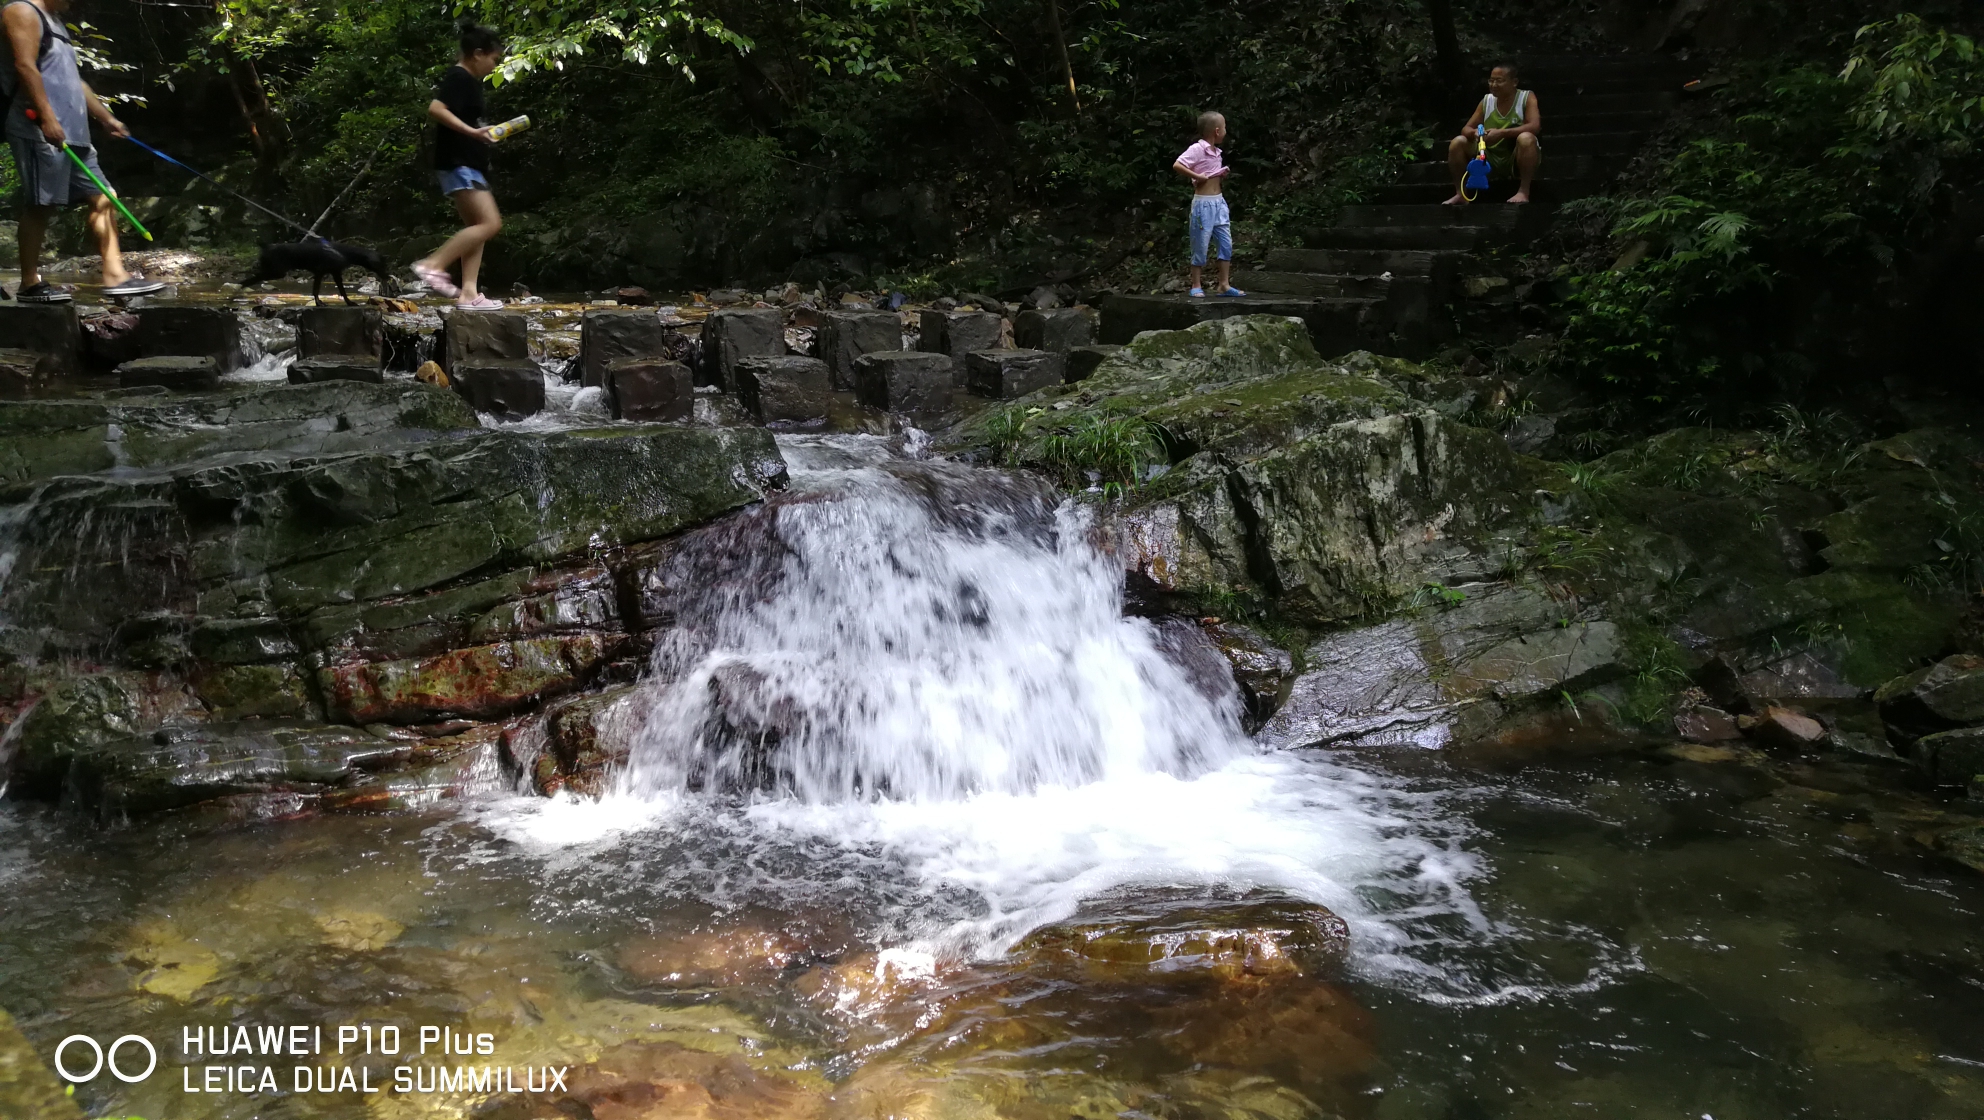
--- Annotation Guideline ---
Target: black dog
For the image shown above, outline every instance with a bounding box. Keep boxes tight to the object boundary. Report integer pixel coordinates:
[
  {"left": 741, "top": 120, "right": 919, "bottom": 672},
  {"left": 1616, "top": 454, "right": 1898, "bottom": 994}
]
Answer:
[{"left": 241, "top": 240, "right": 390, "bottom": 306}]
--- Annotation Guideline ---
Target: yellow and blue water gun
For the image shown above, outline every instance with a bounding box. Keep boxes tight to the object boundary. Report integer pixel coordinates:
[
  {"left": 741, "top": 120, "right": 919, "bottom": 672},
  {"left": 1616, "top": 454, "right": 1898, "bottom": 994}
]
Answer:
[{"left": 1462, "top": 124, "right": 1491, "bottom": 200}]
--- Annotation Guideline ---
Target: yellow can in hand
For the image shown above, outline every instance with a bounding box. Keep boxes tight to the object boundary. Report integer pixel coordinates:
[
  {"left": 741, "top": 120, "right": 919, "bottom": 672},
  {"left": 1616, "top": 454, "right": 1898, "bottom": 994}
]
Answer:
[{"left": 487, "top": 115, "right": 531, "bottom": 143}]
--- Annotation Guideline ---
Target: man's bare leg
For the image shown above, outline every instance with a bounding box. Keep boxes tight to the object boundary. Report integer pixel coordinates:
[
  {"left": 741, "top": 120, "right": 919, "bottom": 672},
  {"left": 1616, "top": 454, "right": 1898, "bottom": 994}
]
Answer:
[
  {"left": 1189, "top": 263, "right": 1204, "bottom": 292},
  {"left": 1444, "top": 135, "right": 1472, "bottom": 205},
  {"left": 1510, "top": 134, "right": 1541, "bottom": 205},
  {"left": 17, "top": 205, "right": 50, "bottom": 288},
  {"left": 1217, "top": 259, "right": 1232, "bottom": 292},
  {"left": 86, "top": 194, "right": 131, "bottom": 284}
]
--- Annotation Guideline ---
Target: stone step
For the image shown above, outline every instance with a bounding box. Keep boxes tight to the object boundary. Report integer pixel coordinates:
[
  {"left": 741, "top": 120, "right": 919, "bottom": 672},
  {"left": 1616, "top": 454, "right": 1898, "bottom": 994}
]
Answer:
[
  {"left": 1305, "top": 225, "right": 1486, "bottom": 251},
  {"left": 1398, "top": 154, "right": 1598, "bottom": 183},
  {"left": 1262, "top": 247, "right": 1467, "bottom": 279},
  {"left": 1365, "top": 179, "right": 1601, "bottom": 205},
  {"left": 1099, "top": 294, "right": 1395, "bottom": 357},
  {"left": 1337, "top": 204, "right": 1529, "bottom": 229},
  {"left": 1242, "top": 272, "right": 1390, "bottom": 299},
  {"left": 1540, "top": 90, "right": 1680, "bottom": 113},
  {"left": 1529, "top": 131, "right": 1646, "bottom": 156},
  {"left": 1546, "top": 110, "right": 1668, "bottom": 132}
]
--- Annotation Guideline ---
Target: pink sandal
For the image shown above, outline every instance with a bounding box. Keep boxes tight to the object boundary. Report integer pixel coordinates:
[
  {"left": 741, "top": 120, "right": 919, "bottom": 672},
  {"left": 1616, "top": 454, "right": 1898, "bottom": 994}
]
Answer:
[
  {"left": 456, "top": 295, "right": 503, "bottom": 310},
  {"left": 412, "top": 262, "right": 458, "bottom": 298}
]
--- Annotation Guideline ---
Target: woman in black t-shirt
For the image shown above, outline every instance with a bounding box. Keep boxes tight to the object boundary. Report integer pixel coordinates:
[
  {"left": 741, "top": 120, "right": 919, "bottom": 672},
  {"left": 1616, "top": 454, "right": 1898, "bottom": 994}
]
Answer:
[{"left": 411, "top": 21, "right": 506, "bottom": 308}]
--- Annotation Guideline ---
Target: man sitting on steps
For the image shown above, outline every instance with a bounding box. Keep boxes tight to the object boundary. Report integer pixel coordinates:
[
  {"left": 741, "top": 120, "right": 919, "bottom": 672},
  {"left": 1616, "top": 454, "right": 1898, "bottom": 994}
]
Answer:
[{"left": 1444, "top": 62, "right": 1542, "bottom": 206}]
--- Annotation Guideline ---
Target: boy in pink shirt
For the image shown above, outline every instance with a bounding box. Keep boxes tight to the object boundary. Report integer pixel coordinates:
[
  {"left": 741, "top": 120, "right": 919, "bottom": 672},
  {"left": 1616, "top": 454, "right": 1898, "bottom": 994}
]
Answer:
[{"left": 1173, "top": 112, "right": 1244, "bottom": 298}]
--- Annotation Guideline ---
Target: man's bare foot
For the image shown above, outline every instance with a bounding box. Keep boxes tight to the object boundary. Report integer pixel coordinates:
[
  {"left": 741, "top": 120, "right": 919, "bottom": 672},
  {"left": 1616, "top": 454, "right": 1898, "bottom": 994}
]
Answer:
[
  {"left": 1443, "top": 193, "right": 1469, "bottom": 206},
  {"left": 1509, "top": 191, "right": 1532, "bottom": 204}
]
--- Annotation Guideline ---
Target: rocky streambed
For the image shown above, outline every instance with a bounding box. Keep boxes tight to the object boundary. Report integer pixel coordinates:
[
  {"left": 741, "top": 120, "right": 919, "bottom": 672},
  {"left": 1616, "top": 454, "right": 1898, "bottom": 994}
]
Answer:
[{"left": 5, "top": 312, "right": 1984, "bottom": 1119}]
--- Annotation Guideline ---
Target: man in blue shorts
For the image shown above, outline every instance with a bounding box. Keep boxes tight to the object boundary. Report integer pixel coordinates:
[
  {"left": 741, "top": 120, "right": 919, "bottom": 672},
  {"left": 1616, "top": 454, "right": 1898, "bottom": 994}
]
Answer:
[{"left": 3, "top": 0, "right": 162, "bottom": 301}]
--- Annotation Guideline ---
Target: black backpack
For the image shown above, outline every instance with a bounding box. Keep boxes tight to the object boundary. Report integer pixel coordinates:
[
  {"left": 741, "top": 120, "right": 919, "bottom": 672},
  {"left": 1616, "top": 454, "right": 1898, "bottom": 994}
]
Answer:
[{"left": 0, "top": 2, "right": 63, "bottom": 101}]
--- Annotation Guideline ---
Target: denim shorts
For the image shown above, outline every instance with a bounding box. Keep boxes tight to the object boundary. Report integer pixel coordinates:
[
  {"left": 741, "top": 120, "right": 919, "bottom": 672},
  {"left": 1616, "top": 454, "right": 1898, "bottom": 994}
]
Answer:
[
  {"left": 1189, "top": 194, "right": 1231, "bottom": 266},
  {"left": 437, "top": 166, "right": 490, "bottom": 195},
  {"left": 9, "top": 136, "right": 103, "bottom": 208}
]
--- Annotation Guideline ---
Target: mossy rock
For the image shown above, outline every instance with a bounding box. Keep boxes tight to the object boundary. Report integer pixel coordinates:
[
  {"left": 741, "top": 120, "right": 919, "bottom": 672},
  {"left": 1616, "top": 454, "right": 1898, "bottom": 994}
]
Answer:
[
  {"left": 945, "top": 317, "right": 1541, "bottom": 623},
  {"left": 6, "top": 671, "right": 176, "bottom": 799},
  {"left": 0, "top": 380, "right": 478, "bottom": 487},
  {"left": 1015, "top": 898, "right": 1350, "bottom": 982},
  {"left": 4, "top": 425, "right": 787, "bottom": 652},
  {"left": 64, "top": 721, "right": 395, "bottom": 820},
  {"left": 0, "top": 1006, "right": 83, "bottom": 1120},
  {"left": 192, "top": 662, "right": 317, "bottom": 720}
]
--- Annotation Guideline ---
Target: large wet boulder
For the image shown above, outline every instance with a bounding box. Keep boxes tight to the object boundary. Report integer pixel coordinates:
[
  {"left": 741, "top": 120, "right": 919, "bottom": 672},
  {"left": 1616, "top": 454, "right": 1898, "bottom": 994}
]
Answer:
[
  {"left": 1877, "top": 654, "right": 1984, "bottom": 733},
  {"left": 950, "top": 316, "right": 1542, "bottom": 624},
  {"left": 1259, "top": 583, "right": 1624, "bottom": 750},
  {"left": 6, "top": 671, "right": 200, "bottom": 800},
  {"left": 3, "top": 423, "right": 786, "bottom": 654},
  {"left": 62, "top": 721, "right": 395, "bottom": 820},
  {"left": 0, "top": 380, "right": 478, "bottom": 486},
  {"left": 2, "top": 373, "right": 787, "bottom": 816},
  {"left": 0, "top": 303, "right": 82, "bottom": 376}
]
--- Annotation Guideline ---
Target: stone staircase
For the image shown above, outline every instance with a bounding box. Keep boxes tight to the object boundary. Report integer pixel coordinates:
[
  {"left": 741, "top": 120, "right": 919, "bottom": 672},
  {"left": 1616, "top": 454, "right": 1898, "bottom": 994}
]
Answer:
[{"left": 1100, "top": 53, "right": 1690, "bottom": 358}]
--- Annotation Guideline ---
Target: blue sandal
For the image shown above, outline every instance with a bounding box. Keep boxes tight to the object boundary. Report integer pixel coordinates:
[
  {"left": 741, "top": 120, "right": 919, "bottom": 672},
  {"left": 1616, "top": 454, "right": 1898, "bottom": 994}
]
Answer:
[
  {"left": 1188, "top": 287, "right": 1206, "bottom": 298},
  {"left": 1217, "top": 287, "right": 1247, "bottom": 298}
]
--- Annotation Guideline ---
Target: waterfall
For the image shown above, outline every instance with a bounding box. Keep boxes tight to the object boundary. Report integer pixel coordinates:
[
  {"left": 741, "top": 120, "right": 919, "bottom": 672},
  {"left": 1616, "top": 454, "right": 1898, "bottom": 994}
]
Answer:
[
  {"left": 619, "top": 450, "right": 1248, "bottom": 803},
  {"left": 484, "top": 435, "right": 1476, "bottom": 970}
]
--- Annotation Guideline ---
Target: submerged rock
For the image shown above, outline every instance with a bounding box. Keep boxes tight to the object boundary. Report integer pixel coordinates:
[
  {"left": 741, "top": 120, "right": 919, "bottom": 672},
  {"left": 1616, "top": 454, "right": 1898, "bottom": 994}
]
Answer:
[
  {"left": 619, "top": 924, "right": 809, "bottom": 988},
  {"left": 480, "top": 1040, "right": 829, "bottom": 1120},
  {"left": 815, "top": 899, "right": 1379, "bottom": 1120},
  {"left": 0, "top": 1006, "right": 84, "bottom": 1120},
  {"left": 1014, "top": 899, "right": 1350, "bottom": 981}
]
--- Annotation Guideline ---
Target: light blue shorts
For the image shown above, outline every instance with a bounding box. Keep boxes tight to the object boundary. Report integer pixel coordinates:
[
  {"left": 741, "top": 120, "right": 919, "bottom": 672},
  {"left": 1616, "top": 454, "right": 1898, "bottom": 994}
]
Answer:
[
  {"left": 1189, "top": 194, "right": 1231, "bottom": 266},
  {"left": 437, "top": 166, "right": 490, "bottom": 195}
]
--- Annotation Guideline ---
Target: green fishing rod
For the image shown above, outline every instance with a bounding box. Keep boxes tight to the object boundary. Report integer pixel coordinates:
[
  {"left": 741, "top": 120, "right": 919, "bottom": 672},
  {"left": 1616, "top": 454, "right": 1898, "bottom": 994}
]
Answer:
[{"left": 23, "top": 110, "right": 151, "bottom": 240}]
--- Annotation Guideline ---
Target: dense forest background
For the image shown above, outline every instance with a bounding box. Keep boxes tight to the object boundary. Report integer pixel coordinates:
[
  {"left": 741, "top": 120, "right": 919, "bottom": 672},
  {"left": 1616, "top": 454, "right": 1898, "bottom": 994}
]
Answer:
[{"left": 17, "top": 0, "right": 1984, "bottom": 417}]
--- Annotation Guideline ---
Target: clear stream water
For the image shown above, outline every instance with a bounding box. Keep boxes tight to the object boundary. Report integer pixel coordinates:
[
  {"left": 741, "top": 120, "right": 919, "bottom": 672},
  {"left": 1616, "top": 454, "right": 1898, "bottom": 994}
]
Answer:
[{"left": 6, "top": 437, "right": 1984, "bottom": 1118}]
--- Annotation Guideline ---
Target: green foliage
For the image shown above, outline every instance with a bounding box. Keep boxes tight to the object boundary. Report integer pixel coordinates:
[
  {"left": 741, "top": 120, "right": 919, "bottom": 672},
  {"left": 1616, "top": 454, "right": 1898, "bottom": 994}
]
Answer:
[
  {"left": 1619, "top": 621, "right": 1690, "bottom": 727},
  {"left": 1558, "top": 460, "right": 1620, "bottom": 504},
  {"left": 1921, "top": 490, "right": 1984, "bottom": 594},
  {"left": 1409, "top": 581, "right": 1468, "bottom": 611},
  {"left": 1194, "top": 581, "right": 1267, "bottom": 623},
  {"left": 1841, "top": 14, "right": 1983, "bottom": 152},
  {"left": 1556, "top": 14, "right": 1983, "bottom": 406},
  {"left": 981, "top": 406, "right": 1030, "bottom": 466},
  {"left": 1038, "top": 413, "right": 1164, "bottom": 498},
  {"left": 89, "top": 0, "right": 1442, "bottom": 280}
]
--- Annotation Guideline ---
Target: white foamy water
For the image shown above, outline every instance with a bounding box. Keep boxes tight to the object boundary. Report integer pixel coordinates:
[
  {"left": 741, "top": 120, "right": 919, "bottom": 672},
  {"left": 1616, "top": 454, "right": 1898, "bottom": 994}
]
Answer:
[
  {"left": 620, "top": 454, "right": 1240, "bottom": 801},
  {"left": 478, "top": 434, "right": 1488, "bottom": 977},
  {"left": 220, "top": 349, "right": 294, "bottom": 384}
]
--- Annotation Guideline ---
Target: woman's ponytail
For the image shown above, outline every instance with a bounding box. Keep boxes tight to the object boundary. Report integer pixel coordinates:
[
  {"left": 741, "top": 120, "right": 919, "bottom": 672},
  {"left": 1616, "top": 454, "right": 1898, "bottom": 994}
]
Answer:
[{"left": 457, "top": 19, "right": 503, "bottom": 56}]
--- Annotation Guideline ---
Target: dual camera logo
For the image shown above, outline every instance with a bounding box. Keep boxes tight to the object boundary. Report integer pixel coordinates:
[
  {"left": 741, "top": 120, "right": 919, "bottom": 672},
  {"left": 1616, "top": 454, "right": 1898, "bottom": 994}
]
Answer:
[{"left": 54, "top": 1034, "right": 158, "bottom": 1084}]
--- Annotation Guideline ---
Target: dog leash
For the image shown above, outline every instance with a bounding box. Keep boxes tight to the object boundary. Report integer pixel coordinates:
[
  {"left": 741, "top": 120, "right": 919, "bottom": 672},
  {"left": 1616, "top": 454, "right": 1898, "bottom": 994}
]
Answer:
[
  {"left": 308, "top": 132, "right": 391, "bottom": 237},
  {"left": 122, "top": 135, "right": 324, "bottom": 242}
]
